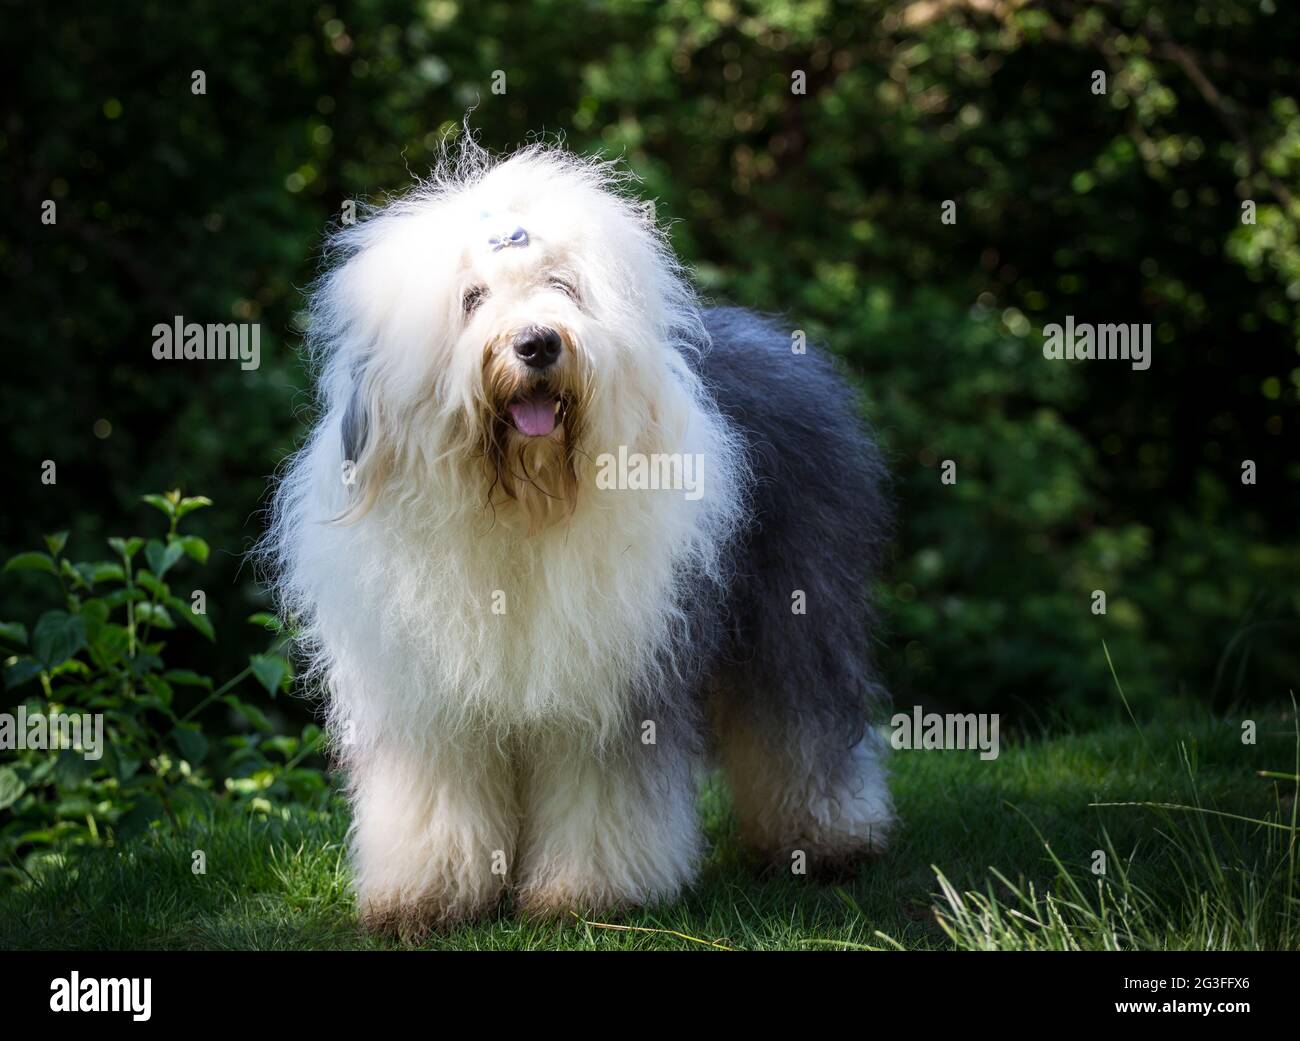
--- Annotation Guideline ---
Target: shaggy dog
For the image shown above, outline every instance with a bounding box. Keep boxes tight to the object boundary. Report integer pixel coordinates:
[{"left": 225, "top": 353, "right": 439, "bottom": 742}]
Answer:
[{"left": 267, "top": 141, "right": 893, "bottom": 936}]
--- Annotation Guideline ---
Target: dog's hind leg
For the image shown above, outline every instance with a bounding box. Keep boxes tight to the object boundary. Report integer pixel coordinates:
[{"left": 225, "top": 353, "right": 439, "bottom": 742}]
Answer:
[
  {"left": 714, "top": 689, "right": 894, "bottom": 874},
  {"left": 349, "top": 732, "right": 517, "bottom": 938},
  {"left": 691, "top": 306, "right": 896, "bottom": 875},
  {"left": 514, "top": 724, "right": 703, "bottom": 917}
]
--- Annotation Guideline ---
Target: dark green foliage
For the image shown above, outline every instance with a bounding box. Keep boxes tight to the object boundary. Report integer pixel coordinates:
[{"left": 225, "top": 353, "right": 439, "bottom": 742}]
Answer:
[
  {"left": 1, "top": 4, "right": 1297, "bottom": 726},
  {"left": 0, "top": 492, "right": 323, "bottom": 889}
]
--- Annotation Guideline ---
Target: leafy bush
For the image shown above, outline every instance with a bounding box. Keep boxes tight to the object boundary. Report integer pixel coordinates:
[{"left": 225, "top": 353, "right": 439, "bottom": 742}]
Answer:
[
  {"left": 0, "top": 490, "right": 325, "bottom": 889},
  {"left": 5, "top": 2, "right": 1297, "bottom": 724},
  {"left": 820, "top": 290, "right": 1300, "bottom": 717}
]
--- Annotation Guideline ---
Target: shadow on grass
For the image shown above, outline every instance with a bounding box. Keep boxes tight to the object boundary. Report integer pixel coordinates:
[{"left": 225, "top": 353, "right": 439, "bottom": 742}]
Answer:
[{"left": 1, "top": 712, "right": 1293, "bottom": 950}]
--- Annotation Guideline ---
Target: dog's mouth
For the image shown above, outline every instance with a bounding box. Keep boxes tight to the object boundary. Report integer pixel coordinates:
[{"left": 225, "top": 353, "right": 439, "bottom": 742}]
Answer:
[{"left": 505, "top": 393, "right": 562, "bottom": 437}]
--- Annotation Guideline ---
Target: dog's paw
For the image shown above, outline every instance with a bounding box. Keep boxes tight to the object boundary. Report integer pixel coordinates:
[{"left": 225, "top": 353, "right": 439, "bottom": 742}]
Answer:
[
  {"left": 754, "top": 838, "right": 887, "bottom": 883},
  {"left": 515, "top": 879, "right": 630, "bottom": 923},
  {"left": 515, "top": 871, "right": 683, "bottom": 923},
  {"left": 748, "top": 811, "right": 894, "bottom": 883},
  {"left": 357, "top": 885, "right": 502, "bottom": 943},
  {"left": 358, "top": 898, "right": 434, "bottom": 945}
]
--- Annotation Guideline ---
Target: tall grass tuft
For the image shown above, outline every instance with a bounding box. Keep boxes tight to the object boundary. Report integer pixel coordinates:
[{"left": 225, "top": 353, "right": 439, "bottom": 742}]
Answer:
[{"left": 929, "top": 701, "right": 1300, "bottom": 951}]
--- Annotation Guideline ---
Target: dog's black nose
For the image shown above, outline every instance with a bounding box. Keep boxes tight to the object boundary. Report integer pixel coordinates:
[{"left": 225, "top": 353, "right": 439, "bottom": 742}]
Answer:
[{"left": 513, "top": 326, "right": 562, "bottom": 369}]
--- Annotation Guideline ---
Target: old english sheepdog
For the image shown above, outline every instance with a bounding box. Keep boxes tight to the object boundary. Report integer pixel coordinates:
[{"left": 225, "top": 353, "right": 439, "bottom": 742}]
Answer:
[{"left": 266, "top": 142, "right": 893, "bottom": 935}]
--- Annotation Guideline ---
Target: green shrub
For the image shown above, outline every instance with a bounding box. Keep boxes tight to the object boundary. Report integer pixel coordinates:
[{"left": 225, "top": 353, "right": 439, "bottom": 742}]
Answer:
[{"left": 0, "top": 490, "right": 325, "bottom": 890}]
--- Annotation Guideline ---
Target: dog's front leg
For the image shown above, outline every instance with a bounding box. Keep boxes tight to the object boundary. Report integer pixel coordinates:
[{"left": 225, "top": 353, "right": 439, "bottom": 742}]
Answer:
[
  {"left": 515, "top": 727, "right": 702, "bottom": 917},
  {"left": 348, "top": 734, "right": 517, "bottom": 938}
]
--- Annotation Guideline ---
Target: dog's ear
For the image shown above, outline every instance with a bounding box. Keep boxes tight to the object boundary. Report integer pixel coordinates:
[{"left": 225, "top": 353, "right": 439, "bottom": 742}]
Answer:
[
  {"left": 333, "top": 371, "right": 387, "bottom": 524},
  {"left": 341, "top": 374, "right": 369, "bottom": 466}
]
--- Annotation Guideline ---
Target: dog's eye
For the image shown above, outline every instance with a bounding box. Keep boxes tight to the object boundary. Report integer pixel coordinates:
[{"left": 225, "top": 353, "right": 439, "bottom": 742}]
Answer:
[
  {"left": 550, "top": 279, "right": 577, "bottom": 300},
  {"left": 462, "top": 285, "right": 487, "bottom": 315}
]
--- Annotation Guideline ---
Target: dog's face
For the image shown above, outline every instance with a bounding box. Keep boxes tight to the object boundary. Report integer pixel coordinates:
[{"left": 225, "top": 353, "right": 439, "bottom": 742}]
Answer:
[
  {"left": 456, "top": 206, "right": 594, "bottom": 517},
  {"left": 326, "top": 149, "right": 693, "bottom": 529}
]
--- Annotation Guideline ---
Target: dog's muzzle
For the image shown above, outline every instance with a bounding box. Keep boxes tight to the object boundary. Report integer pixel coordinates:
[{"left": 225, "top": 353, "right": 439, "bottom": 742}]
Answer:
[
  {"left": 485, "top": 326, "right": 576, "bottom": 439},
  {"left": 512, "top": 325, "right": 563, "bottom": 370}
]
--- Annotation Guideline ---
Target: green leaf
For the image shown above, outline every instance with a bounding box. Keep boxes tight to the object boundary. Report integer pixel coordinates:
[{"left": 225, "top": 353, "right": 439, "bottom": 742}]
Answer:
[
  {"left": 163, "top": 669, "right": 213, "bottom": 689},
  {"left": 136, "top": 602, "right": 175, "bottom": 630},
  {"left": 166, "top": 596, "right": 215, "bottom": 641},
  {"left": 249, "top": 653, "right": 289, "bottom": 696},
  {"left": 176, "top": 495, "right": 213, "bottom": 519},
  {"left": 89, "top": 624, "right": 131, "bottom": 666},
  {"left": 43, "top": 531, "right": 69, "bottom": 556},
  {"left": 145, "top": 538, "right": 185, "bottom": 578},
  {"left": 50, "top": 657, "right": 90, "bottom": 679},
  {"left": 103, "top": 587, "right": 146, "bottom": 610},
  {"left": 52, "top": 749, "right": 91, "bottom": 788},
  {"left": 0, "top": 621, "right": 27, "bottom": 645},
  {"left": 176, "top": 535, "right": 209, "bottom": 564},
  {"left": 188, "top": 613, "right": 214, "bottom": 641},
  {"left": 247, "top": 612, "right": 283, "bottom": 632},
  {"left": 262, "top": 735, "right": 297, "bottom": 758},
  {"left": 116, "top": 795, "right": 163, "bottom": 841},
  {"left": 140, "top": 493, "right": 176, "bottom": 520},
  {"left": 27, "top": 755, "right": 57, "bottom": 784},
  {"left": 54, "top": 795, "right": 94, "bottom": 819},
  {"left": 32, "top": 610, "right": 88, "bottom": 669},
  {"left": 4, "top": 551, "right": 57, "bottom": 576},
  {"left": 135, "top": 570, "right": 167, "bottom": 598},
  {"left": 107, "top": 537, "right": 144, "bottom": 562},
  {"left": 224, "top": 694, "right": 273, "bottom": 732},
  {"left": 127, "top": 648, "right": 164, "bottom": 676},
  {"left": 75, "top": 560, "right": 126, "bottom": 586},
  {"left": 284, "top": 768, "right": 328, "bottom": 801},
  {"left": 79, "top": 599, "right": 110, "bottom": 640},
  {"left": 0, "top": 767, "right": 26, "bottom": 811},
  {"left": 115, "top": 753, "right": 142, "bottom": 783},
  {"left": 3, "top": 657, "right": 42, "bottom": 690},
  {"left": 142, "top": 672, "right": 174, "bottom": 709},
  {"left": 172, "top": 724, "right": 208, "bottom": 764},
  {"left": 58, "top": 557, "right": 88, "bottom": 589}
]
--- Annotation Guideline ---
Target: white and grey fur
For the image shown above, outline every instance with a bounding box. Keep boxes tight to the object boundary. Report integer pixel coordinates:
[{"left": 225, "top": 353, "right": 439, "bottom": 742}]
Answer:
[{"left": 264, "top": 141, "right": 893, "bottom": 933}]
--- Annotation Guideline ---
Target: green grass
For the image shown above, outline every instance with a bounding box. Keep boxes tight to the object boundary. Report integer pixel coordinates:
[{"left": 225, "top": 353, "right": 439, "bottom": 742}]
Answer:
[{"left": 2, "top": 710, "right": 1297, "bottom": 950}]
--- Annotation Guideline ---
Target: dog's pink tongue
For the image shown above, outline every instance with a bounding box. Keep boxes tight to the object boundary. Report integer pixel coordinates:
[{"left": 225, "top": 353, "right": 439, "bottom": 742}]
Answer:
[{"left": 507, "top": 397, "right": 558, "bottom": 437}]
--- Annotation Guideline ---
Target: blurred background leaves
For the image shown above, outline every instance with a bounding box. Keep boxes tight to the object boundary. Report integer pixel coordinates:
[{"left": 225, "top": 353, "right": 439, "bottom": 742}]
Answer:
[{"left": 2, "top": 0, "right": 1298, "bottom": 729}]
